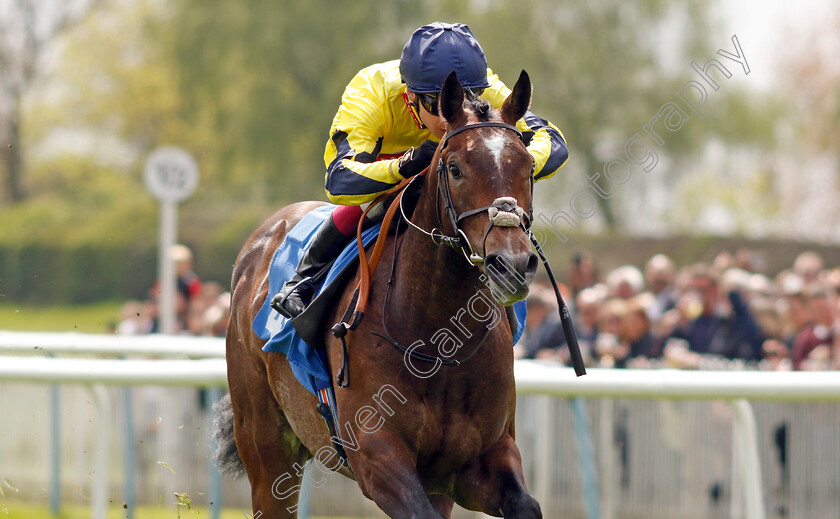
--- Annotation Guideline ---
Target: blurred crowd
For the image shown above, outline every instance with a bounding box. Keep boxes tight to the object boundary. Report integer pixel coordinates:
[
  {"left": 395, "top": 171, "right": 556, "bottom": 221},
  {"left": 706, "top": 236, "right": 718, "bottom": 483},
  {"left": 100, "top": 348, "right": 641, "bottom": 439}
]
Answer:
[
  {"left": 113, "top": 244, "right": 230, "bottom": 338},
  {"left": 112, "top": 244, "right": 840, "bottom": 372},
  {"left": 515, "top": 249, "right": 840, "bottom": 371}
]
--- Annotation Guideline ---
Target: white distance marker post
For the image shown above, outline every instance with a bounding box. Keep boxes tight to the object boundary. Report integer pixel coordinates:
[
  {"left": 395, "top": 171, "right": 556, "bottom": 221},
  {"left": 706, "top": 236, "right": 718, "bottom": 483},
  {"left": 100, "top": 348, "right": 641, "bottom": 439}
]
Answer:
[{"left": 144, "top": 147, "right": 199, "bottom": 335}]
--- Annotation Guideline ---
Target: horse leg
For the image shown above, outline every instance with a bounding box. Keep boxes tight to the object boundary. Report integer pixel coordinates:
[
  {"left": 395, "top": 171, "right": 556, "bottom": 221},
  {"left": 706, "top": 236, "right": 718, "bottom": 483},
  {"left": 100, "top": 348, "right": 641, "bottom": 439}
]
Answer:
[
  {"left": 352, "top": 434, "right": 445, "bottom": 518},
  {"left": 455, "top": 435, "right": 541, "bottom": 518},
  {"left": 232, "top": 378, "right": 311, "bottom": 516},
  {"left": 228, "top": 350, "right": 311, "bottom": 517},
  {"left": 429, "top": 494, "right": 455, "bottom": 518}
]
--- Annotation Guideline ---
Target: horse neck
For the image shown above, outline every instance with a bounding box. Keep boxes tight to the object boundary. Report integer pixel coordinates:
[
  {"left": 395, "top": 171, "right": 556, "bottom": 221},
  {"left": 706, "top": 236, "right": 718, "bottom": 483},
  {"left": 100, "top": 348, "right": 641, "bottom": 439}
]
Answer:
[{"left": 391, "top": 177, "right": 487, "bottom": 321}]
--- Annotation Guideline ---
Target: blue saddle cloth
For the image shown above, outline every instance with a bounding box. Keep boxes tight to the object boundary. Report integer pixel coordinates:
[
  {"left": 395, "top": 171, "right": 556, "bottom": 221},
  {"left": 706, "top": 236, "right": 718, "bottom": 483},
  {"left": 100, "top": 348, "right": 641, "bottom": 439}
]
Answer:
[{"left": 252, "top": 204, "right": 527, "bottom": 395}]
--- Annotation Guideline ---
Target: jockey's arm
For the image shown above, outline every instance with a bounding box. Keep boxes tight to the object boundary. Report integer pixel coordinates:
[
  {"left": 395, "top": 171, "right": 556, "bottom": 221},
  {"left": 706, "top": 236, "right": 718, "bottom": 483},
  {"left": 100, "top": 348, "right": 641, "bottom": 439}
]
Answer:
[
  {"left": 482, "top": 69, "right": 569, "bottom": 181},
  {"left": 323, "top": 73, "right": 402, "bottom": 206}
]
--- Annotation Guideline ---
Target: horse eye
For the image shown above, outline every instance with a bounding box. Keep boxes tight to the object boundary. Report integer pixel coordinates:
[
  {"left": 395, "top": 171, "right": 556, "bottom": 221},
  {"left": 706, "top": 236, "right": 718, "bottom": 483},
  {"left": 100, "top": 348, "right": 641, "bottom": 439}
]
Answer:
[{"left": 448, "top": 162, "right": 461, "bottom": 179}]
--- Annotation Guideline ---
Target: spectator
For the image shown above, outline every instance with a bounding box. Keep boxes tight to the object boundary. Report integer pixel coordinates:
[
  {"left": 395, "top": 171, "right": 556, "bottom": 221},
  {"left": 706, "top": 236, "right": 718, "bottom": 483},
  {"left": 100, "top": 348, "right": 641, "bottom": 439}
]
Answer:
[
  {"left": 516, "top": 250, "right": 840, "bottom": 371},
  {"left": 761, "top": 339, "right": 791, "bottom": 371},
  {"left": 791, "top": 284, "right": 836, "bottom": 370},
  {"left": 619, "top": 296, "right": 660, "bottom": 366},
  {"left": 146, "top": 244, "right": 203, "bottom": 333},
  {"left": 824, "top": 267, "right": 840, "bottom": 295},
  {"left": 538, "top": 287, "right": 603, "bottom": 367},
  {"left": 668, "top": 264, "right": 764, "bottom": 361},
  {"left": 644, "top": 254, "right": 677, "bottom": 326},
  {"left": 793, "top": 251, "right": 824, "bottom": 284},
  {"left": 173, "top": 244, "right": 203, "bottom": 302},
  {"left": 514, "top": 286, "right": 559, "bottom": 359},
  {"left": 146, "top": 283, "right": 188, "bottom": 333},
  {"left": 747, "top": 273, "right": 774, "bottom": 302},
  {"left": 595, "top": 298, "right": 627, "bottom": 367},
  {"left": 116, "top": 300, "right": 152, "bottom": 335},
  {"left": 206, "top": 292, "right": 231, "bottom": 337},
  {"left": 187, "top": 281, "right": 225, "bottom": 335},
  {"left": 777, "top": 274, "right": 809, "bottom": 348},
  {"left": 712, "top": 250, "right": 734, "bottom": 272},
  {"left": 734, "top": 248, "right": 766, "bottom": 273},
  {"left": 574, "top": 287, "right": 602, "bottom": 361},
  {"left": 568, "top": 252, "right": 599, "bottom": 296},
  {"left": 751, "top": 298, "right": 784, "bottom": 342},
  {"left": 606, "top": 265, "right": 644, "bottom": 300}
]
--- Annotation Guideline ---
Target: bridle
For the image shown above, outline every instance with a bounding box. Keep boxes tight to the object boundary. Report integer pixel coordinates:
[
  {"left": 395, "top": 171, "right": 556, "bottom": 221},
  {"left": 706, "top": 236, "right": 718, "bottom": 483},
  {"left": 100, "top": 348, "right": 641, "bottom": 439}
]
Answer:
[
  {"left": 400, "top": 121, "right": 535, "bottom": 266},
  {"left": 333, "top": 119, "right": 586, "bottom": 391},
  {"left": 396, "top": 119, "right": 586, "bottom": 377},
  {"left": 326, "top": 118, "right": 584, "bottom": 472}
]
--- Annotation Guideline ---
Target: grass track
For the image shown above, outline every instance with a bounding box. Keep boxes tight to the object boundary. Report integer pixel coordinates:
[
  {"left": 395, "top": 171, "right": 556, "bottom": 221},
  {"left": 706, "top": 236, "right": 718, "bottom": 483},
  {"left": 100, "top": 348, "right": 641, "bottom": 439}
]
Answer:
[
  {"left": 0, "top": 500, "right": 248, "bottom": 519},
  {"left": 0, "top": 500, "right": 362, "bottom": 519},
  {"left": 0, "top": 302, "right": 123, "bottom": 333}
]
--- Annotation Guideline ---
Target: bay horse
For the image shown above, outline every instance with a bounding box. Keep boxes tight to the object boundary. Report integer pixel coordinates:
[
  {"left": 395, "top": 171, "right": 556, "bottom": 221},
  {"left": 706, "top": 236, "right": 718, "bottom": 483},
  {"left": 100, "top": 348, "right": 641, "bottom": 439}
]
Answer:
[{"left": 220, "top": 70, "right": 544, "bottom": 518}]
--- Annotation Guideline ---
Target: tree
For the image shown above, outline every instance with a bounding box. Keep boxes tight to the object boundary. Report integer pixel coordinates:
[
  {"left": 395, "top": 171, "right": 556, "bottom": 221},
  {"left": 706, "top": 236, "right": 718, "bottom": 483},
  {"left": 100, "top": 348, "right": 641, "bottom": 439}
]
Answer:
[
  {"left": 778, "top": 9, "right": 840, "bottom": 158},
  {"left": 408, "top": 1, "right": 776, "bottom": 233},
  {"left": 20, "top": 0, "right": 780, "bottom": 240},
  {"left": 166, "top": 0, "right": 424, "bottom": 204},
  {"left": 0, "top": 0, "right": 101, "bottom": 204}
]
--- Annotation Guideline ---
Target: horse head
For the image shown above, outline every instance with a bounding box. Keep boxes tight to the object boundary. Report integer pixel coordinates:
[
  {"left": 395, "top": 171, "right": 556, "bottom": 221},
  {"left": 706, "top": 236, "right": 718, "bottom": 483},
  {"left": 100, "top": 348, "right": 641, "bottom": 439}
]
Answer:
[{"left": 428, "top": 70, "right": 539, "bottom": 305}]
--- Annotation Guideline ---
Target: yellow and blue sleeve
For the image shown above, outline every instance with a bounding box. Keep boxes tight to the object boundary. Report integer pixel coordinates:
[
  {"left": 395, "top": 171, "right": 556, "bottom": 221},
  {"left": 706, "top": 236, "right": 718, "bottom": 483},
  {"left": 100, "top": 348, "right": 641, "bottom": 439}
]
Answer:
[{"left": 323, "top": 72, "right": 403, "bottom": 206}]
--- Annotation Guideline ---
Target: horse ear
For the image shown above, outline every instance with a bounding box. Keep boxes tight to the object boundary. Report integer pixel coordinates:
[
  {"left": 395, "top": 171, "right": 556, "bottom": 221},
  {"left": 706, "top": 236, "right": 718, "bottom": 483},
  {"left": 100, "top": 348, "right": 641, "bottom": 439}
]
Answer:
[
  {"left": 500, "top": 70, "right": 532, "bottom": 125},
  {"left": 439, "top": 71, "right": 465, "bottom": 126}
]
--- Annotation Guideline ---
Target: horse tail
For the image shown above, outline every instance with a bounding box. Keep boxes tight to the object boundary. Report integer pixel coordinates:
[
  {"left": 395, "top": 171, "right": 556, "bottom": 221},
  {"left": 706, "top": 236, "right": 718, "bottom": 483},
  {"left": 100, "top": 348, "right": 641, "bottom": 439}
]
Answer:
[{"left": 211, "top": 392, "right": 246, "bottom": 479}]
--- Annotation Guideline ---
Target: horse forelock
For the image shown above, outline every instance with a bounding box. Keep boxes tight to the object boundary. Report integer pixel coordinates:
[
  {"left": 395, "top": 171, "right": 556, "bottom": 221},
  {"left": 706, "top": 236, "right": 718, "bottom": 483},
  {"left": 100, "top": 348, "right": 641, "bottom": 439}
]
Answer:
[
  {"left": 454, "top": 101, "right": 522, "bottom": 169},
  {"left": 468, "top": 97, "right": 492, "bottom": 121}
]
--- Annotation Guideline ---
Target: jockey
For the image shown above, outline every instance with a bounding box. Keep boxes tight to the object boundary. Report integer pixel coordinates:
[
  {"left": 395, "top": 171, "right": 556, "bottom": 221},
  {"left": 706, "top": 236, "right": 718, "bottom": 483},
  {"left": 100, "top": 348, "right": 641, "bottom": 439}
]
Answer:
[{"left": 272, "top": 21, "right": 569, "bottom": 318}]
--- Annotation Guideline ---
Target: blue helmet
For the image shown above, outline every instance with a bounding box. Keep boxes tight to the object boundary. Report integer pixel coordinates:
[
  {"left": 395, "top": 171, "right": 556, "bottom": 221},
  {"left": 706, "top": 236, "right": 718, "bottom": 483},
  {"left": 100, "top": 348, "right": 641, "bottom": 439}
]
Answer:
[{"left": 400, "top": 22, "right": 491, "bottom": 94}]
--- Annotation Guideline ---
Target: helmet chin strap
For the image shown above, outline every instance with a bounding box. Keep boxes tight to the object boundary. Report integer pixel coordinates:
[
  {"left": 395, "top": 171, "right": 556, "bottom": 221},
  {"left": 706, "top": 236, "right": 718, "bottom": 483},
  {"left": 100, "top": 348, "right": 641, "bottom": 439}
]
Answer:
[{"left": 402, "top": 92, "right": 427, "bottom": 130}]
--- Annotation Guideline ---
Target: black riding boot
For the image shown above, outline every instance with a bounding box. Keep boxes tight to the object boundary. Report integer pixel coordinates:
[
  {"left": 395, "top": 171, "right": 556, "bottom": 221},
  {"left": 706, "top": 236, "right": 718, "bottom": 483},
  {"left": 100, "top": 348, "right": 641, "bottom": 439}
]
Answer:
[{"left": 270, "top": 215, "right": 352, "bottom": 318}]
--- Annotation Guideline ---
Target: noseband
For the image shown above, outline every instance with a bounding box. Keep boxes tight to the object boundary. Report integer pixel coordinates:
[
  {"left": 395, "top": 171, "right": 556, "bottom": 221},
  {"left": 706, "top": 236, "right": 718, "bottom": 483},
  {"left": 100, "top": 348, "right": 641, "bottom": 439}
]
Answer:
[{"left": 401, "top": 121, "right": 535, "bottom": 266}]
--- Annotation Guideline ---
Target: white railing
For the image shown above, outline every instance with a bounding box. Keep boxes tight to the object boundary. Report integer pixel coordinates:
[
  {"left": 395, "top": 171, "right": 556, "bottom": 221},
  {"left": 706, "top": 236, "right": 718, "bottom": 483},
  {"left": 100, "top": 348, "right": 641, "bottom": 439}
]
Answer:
[
  {"left": 0, "top": 330, "right": 225, "bottom": 358},
  {"left": 512, "top": 362, "right": 840, "bottom": 519},
  {"left": 0, "top": 355, "right": 227, "bottom": 386},
  {"left": 513, "top": 361, "right": 840, "bottom": 402},
  {"left": 0, "top": 331, "right": 227, "bottom": 519},
  {"left": 4, "top": 332, "right": 840, "bottom": 519}
]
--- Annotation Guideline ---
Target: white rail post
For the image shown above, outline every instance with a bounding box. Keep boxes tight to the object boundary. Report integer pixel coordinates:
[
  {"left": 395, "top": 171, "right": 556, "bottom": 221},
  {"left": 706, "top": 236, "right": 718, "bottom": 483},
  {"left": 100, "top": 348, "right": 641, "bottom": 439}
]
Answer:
[
  {"left": 569, "top": 398, "right": 600, "bottom": 519},
  {"left": 728, "top": 399, "right": 765, "bottom": 519},
  {"left": 599, "top": 397, "right": 615, "bottom": 519},
  {"left": 87, "top": 383, "right": 110, "bottom": 519},
  {"left": 533, "top": 395, "right": 554, "bottom": 508}
]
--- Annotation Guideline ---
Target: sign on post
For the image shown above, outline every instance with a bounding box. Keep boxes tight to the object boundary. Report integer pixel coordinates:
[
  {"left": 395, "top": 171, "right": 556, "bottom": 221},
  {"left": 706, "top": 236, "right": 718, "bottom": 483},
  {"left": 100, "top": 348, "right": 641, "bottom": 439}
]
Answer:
[
  {"left": 144, "top": 147, "right": 199, "bottom": 335},
  {"left": 144, "top": 147, "right": 199, "bottom": 203}
]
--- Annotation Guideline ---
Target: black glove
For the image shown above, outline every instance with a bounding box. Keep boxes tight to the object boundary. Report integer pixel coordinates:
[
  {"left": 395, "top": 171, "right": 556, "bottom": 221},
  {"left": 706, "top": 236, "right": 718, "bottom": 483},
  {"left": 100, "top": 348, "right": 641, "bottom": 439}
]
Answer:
[{"left": 398, "top": 139, "right": 438, "bottom": 178}]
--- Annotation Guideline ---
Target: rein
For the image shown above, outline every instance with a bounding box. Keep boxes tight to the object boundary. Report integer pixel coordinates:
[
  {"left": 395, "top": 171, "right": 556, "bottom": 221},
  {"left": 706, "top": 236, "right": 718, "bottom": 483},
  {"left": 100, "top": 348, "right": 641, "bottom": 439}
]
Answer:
[
  {"left": 331, "top": 121, "right": 586, "bottom": 388},
  {"left": 371, "top": 209, "right": 494, "bottom": 369}
]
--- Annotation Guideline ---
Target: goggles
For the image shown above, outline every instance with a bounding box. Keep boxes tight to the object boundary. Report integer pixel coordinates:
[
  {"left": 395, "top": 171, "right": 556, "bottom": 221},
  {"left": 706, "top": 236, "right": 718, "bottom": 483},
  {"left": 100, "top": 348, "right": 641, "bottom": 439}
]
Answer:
[{"left": 415, "top": 88, "right": 485, "bottom": 117}]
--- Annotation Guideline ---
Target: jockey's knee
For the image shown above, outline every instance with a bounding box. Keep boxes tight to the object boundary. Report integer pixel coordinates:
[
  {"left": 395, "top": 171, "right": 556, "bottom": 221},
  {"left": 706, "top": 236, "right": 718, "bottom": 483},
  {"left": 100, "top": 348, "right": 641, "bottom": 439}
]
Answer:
[{"left": 331, "top": 205, "right": 365, "bottom": 236}]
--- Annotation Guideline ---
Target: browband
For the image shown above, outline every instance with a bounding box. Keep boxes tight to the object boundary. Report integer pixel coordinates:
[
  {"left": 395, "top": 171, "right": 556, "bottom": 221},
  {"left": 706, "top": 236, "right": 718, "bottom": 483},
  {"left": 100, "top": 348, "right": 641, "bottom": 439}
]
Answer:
[{"left": 439, "top": 122, "right": 522, "bottom": 150}]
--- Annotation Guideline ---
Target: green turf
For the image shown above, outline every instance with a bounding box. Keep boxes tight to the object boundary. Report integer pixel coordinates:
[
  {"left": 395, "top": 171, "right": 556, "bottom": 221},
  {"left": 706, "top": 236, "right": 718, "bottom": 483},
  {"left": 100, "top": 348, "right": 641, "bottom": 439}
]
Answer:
[
  {"left": 0, "top": 302, "right": 123, "bottom": 333},
  {"left": 0, "top": 500, "right": 250, "bottom": 519},
  {"left": 0, "top": 500, "right": 362, "bottom": 518}
]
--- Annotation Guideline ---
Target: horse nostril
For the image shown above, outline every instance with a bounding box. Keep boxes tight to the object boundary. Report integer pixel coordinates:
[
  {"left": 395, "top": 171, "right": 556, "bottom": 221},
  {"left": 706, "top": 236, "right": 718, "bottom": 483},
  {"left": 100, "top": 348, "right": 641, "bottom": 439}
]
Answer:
[
  {"left": 525, "top": 252, "right": 539, "bottom": 277},
  {"left": 484, "top": 252, "right": 500, "bottom": 271},
  {"left": 484, "top": 252, "right": 537, "bottom": 283}
]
